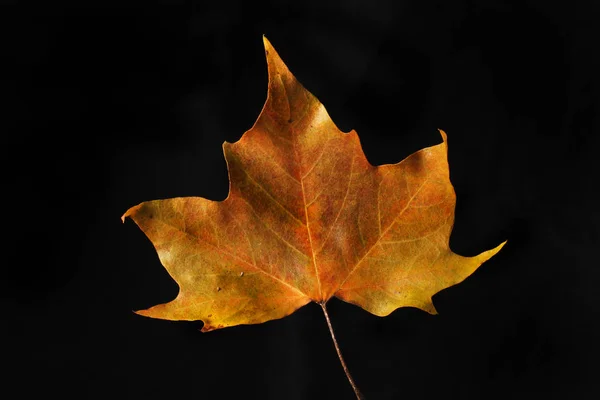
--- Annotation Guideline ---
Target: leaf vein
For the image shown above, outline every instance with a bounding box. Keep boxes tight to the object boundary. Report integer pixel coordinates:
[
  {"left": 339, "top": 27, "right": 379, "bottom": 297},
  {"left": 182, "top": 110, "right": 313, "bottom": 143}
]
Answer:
[
  {"left": 150, "top": 216, "right": 308, "bottom": 299},
  {"left": 337, "top": 178, "right": 430, "bottom": 290}
]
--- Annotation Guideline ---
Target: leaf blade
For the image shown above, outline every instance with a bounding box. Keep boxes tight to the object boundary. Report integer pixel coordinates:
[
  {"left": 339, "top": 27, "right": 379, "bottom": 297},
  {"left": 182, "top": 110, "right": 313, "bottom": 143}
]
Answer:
[
  {"left": 123, "top": 36, "right": 505, "bottom": 330},
  {"left": 123, "top": 198, "right": 311, "bottom": 331}
]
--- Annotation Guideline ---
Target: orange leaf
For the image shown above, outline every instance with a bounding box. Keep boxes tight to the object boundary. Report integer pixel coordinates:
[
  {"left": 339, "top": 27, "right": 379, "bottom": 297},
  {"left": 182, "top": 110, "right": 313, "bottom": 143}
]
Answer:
[{"left": 123, "top": 36, "right": 505, "bottom": 332}]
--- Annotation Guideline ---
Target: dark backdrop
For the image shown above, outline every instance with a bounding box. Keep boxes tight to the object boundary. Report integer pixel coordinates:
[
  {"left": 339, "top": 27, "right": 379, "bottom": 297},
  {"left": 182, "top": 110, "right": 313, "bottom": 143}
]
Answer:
[{"left": 4, "top": 1, "right": 598, "bottom": 399}]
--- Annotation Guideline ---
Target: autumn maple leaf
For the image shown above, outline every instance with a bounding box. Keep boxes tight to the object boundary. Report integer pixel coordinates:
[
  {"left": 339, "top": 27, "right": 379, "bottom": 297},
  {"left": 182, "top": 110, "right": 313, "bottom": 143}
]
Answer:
[{"left": 123, "top": 36, "right": 505, "bottom": 398}]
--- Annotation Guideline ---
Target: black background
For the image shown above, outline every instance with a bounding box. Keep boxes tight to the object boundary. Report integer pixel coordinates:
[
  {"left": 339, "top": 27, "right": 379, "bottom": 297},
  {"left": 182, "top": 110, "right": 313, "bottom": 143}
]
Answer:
[{"left": 4, "top": 1, "right": 599, "bottom": 399}]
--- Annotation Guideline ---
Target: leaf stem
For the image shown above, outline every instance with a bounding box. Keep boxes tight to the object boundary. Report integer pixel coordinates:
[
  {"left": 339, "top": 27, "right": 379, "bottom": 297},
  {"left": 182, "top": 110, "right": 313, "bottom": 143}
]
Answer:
[{"left": 320, "top": 302, "right": 364, "bottom": 399}]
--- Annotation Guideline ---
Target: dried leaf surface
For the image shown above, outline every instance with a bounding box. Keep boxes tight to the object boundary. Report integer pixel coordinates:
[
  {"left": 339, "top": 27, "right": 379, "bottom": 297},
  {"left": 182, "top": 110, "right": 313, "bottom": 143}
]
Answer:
[{"left": 123, "top": 37, "right": 505, "bottom": 331}]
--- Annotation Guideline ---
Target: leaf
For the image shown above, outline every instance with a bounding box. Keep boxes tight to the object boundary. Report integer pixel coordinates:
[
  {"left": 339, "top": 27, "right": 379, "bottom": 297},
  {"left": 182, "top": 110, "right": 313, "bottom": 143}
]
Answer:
[{"left": 123, "top": 36, "right": 505, "bottom": 332}]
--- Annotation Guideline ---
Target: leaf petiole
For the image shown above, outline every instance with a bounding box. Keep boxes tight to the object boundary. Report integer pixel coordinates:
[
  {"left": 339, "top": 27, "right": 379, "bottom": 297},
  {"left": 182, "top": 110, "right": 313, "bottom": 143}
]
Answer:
[{"left": 320, "top": 302, "right": 364, "bottom": 399}]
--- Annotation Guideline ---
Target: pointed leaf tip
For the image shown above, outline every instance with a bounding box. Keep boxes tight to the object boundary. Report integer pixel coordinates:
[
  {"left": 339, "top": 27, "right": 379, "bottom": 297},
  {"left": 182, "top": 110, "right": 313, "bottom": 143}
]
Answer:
[
  {"left": 438, "top": 128, "right": 448, "bottom": 143},
  {"left": 262, "top": 34, "right": 272, "bottom": 51},
  {"left": 475, "top": 240, "right": 507, "bottom": 262},
  {"left": 262, "top": 35, "right": 288, "bottom": 74},
  {"left": 490, "top": 240, "right": 508, "bottom": 257},
  {"left": 121, "top": 203, "right": 143, "bottom": 223}
]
